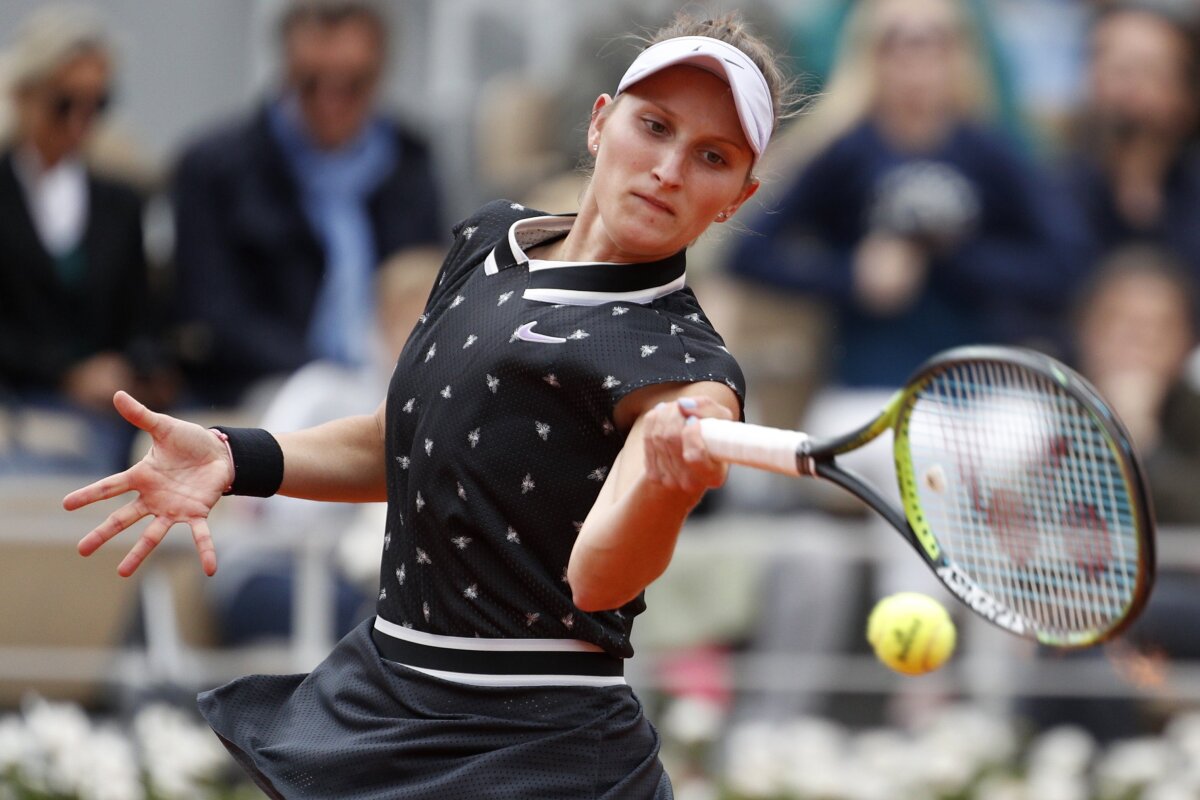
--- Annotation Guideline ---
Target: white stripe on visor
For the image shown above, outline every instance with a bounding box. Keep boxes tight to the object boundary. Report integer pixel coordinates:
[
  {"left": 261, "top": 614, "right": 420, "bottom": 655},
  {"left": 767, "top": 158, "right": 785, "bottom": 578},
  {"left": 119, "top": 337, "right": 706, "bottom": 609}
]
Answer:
[{"left": 616, "top": 35, "right": 773, "bottom": 163}]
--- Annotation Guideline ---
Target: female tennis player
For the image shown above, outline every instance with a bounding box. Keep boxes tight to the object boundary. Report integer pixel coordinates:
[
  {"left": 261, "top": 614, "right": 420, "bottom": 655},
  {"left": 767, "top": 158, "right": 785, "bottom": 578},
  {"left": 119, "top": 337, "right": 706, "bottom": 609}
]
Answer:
[{"left": 65, "top": 11, "right": 790, "bottom": 798}]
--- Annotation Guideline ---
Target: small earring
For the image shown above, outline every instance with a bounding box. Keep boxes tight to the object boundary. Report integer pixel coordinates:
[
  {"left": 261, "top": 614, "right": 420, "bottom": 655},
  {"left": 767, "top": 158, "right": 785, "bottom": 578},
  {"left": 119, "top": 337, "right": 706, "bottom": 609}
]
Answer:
[
  {"left": 592, "top": 143, "right": 599, "bottom": 152},
  {"left": 716, "top": 212, "right": 728, "bottom": 221}
]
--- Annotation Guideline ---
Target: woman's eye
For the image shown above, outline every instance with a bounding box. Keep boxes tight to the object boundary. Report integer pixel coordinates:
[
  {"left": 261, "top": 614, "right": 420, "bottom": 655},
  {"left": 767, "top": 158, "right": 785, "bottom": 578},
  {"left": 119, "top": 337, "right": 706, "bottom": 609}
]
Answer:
[
  {"left": 644, "top": 118, "right": 667, "bottom": 135},
  {"left": 703, "top": 150, "right": 727, "bottom": 166}
]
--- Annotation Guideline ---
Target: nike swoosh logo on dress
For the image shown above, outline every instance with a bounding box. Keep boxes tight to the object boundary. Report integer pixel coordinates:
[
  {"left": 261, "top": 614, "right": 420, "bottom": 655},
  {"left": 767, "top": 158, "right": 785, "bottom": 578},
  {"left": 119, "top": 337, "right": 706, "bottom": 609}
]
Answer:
[{"left": 514, "top": 321, "right": 567, "bottom": 344}]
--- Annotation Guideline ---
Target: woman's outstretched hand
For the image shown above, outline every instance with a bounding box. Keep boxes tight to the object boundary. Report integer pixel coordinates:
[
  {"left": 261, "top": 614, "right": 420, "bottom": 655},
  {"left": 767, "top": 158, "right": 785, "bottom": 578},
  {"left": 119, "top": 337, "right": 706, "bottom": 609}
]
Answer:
[{"left": 63, "top": 391, "right": 233, "bottom": 577}]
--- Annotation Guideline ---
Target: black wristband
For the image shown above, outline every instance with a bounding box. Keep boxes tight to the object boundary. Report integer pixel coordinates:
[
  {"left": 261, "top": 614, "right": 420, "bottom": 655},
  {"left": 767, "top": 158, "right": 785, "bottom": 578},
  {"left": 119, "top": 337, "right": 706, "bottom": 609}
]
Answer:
[{"left": 211, "top": 426, "right": 284, "bottom": 497}]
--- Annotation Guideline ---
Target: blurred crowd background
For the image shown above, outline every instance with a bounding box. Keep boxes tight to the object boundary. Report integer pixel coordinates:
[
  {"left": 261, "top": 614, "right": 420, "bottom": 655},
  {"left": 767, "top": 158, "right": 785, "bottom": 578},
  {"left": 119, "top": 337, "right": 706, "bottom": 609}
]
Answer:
[{"left": 5, "top": 0, "right": 1200, "bottom": 796}]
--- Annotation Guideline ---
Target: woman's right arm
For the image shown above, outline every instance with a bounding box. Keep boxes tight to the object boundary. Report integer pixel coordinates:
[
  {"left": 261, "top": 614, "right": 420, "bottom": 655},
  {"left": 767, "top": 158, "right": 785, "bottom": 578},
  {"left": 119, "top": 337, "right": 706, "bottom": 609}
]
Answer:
[{"left": 65, "top": 391, "right": 388, "bottom": 578}]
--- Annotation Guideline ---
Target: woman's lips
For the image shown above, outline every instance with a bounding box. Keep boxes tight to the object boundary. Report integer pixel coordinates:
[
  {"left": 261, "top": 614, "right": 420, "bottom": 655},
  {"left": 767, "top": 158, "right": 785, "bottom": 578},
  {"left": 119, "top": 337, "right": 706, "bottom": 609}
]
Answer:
[{"left": 633, "top": 192, "right": 675, "bottom": 215}]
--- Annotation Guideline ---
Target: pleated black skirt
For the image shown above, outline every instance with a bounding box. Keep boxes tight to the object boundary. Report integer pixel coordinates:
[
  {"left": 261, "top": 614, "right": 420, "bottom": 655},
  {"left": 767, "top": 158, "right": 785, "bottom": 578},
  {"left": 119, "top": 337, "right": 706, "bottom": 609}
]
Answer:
[{"left": 197, "top": 617, "right": 672, "bottom": 799}]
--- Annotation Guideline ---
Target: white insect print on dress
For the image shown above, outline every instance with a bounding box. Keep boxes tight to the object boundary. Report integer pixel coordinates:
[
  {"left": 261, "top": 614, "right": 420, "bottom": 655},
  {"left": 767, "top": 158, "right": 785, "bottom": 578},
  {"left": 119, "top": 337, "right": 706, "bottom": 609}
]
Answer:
[
  {"left": 396, "top": 455, "right": 410, "bottom": 470},
  {"left": 467, "top": 428, "right": 481, "bottom": 448},
  {"left": 510, "top": 202, "right": 525, "bottom": 210},
  {"left": 640, "top": 345, "right": 658, "bottom": 358},
  {"left": 424, "top": 343, "right": 437, "bottom": 362},
  {"left": 440, "top": 385, "right": 452, "bottom": 399},
  {"left": 424, "top": 438, "right": 434, "bottom": 456},
  {"left": 402, "top": 397, "right": 416, "bottom": 413},
  {"left": 670, "top": 323, "right": 684, "bottom": 335},
  {"left": 535, "top": 421, "right": 550, "bottom": 441},
  {"left": 378, "top": 587, "right": 387, "bottom": 600},
  {"left": 415, "top": 492, "right": 425, "bottom": 512},
  {"left": 601, "top": 419, "right": 615, "bottom": 436},
  {"left": 685, "top": 313, "right": 702, "bottom": 323},
  {"left": 725, "top": 378, "right": 738, "bottom": 392},
  {"left": 543, "top": 374, "right": 561, "bottom": 388},
  {"left": 418, "top": 313, "right": 428, "bottom": 325},
  {"left": 509, "top": 327, "right": 521, "bottom": 343},
  {"left": 588, "top": 466, "right": 609, "bottom": 482},
  {"left": 561, "top": 613, "right": 575, "bottom": 630},
  {"left": 521, "top": 473, "right": 535, "bottom": 494},
  {"left": 560, "top": 566, "right": 569, "bottom": 583},
  {"left": 449, "top": 295, "right": 466, "bottom": 309},
  {"left": 451, "top": 536, "right": 472, "bottom": 550},
  {"left": 423, "top": 602, "right": 431, "bottom": 622},
  {"left": 403, "top": 621, "right": 413, "bottom": 629},
  {"left": 612, "top": 306, "right": 629, "bottom": 316},
  {"left": 497, "top": 291, "right": 514, "bottom": 306},
  {"left": 684, "top": 353, "right": 696, "bottom": 364},
  {"left": 601, "top": 375, "right": 621, "bottom": 389},
  {"left": 396, "top": 563, "right": 406, "bottom": 586},
  {"left": 463, "top": 334, "right": 477, "bottom": 349},
  {"left": 572, "top": 521, "right": 584, "bottom": 533},
  {"left": 462, "top": 225, "right": 477, "bottom": 240},
  {"left": 463, "top": 584, "right": 479, "bottom": 600},
  {"left": 486, "top": 374, "right": 500, "bottom": 393},
  {"left": 416, "top": 548, "right": 431, "bottom": 564},
  {"left": 525, "top": 612, "right": 540, "bottom": 627},
  {"left": 383, "top": 530, "right": 391, "bottom": 549},
  {"left": 567, "top": 329, "right": 589, "bottom": 340},
  {"left": 506, "top": 526, "right": 520, "bottom": 543},
  {"left": 457, "top": 482, "right": 467, "bottom": 501}
]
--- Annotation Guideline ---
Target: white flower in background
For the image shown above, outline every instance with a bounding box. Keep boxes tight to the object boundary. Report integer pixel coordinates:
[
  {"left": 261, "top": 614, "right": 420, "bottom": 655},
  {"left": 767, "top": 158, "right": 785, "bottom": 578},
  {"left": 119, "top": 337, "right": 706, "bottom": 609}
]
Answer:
[
  {"left": 723, "top": 721, "right": 784, "bottom": 798},
  {"left": 974, "top": 773, "right": 1030, "bottom": 800},
  {"left": 76, "top": 725, "right": 144, "bottom": 800},
  {"left": 917, "top": 703, "right": 1018, "bottom": 773},
  {"left": 672, "top": 776, "right": 718, "bottom": 800},
  {"left": 0, "top": 715, "right": 32, "bottom": 772},
  {"left": 1165, "top": 711, "right": 1200, "bottom": 763},
  {"left": 1027, "top": 725, "right": 1096, "bottom": 778},
  {"left": 775, "top": 716, "right": 850, "bottom": 797},
  {"left": 1024, "top": 772, "right": 1088, "bottom": 800},
  {"left": 24, "top": 696, "right": 91, "bottom": 756},
  {"left": 134, "top": 704, "right": 227, "bottom": 800},
  {"left": 661, "top": 697, "right": 724, "bottom": 747},
  {"left": 1143, "top": 779, "right": 1200, "bottom": 800},
  {"left": 850, "top": 728, "right": 923, "bottom": 793},
  {"left": 1095, "top": 737, "right": 1177, "bottom": 796}
]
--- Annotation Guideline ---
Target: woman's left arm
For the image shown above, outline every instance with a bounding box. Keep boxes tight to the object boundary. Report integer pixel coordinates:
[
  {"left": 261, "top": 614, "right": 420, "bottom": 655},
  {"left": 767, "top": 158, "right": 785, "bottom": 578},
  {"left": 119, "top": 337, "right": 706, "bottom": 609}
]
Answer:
[{"left": 567, "top": 381, "right": 738, "bottom": 612}]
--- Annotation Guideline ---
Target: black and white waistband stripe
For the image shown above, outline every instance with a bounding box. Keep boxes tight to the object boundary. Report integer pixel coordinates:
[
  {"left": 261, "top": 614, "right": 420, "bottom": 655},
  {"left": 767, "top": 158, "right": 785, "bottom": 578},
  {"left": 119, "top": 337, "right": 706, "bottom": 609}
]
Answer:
[{"left": 372, "top": 617, "right": 626, "bottom": 687}]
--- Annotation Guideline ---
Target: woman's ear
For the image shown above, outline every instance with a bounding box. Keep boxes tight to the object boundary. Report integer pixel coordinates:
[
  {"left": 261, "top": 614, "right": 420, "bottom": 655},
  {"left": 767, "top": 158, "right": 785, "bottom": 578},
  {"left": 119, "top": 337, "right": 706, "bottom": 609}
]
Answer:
[
  {"left": 719, "top": 177, "right": 760, "bottom": 222},
  {"left": 587, "top": 94, "right": 614, "bottom": 153}
]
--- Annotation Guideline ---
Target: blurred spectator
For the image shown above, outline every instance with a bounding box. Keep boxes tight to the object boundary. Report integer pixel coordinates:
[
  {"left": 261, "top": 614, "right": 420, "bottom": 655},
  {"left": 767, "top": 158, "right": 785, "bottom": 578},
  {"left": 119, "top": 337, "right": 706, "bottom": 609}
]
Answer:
[
  {"left": 1061, "top": 2, "right": 1200, "bottom": 282},
  {"left": 0, "top": 5, "right": 171, "bottom": 474},
  {"left": 171, "top": 0, "right": 443, "bottom": 408},
  {"left": 727, "top": 0, "right": 1088, "bottom": 399},
  {"left": 1027, "top": 245, "right": 1200, "bottom": 740},
  {"left": 1072, "top": 246, "right": 1200, "bottom": 525},
  {"left": 207, "top": 246, "right": 442, "bottom": 645}
]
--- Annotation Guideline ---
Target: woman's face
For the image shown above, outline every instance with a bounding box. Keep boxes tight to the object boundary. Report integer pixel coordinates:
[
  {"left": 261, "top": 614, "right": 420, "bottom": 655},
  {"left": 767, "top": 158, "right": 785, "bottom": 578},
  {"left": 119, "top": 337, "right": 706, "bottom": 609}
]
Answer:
[
  {"left": 872, "top": 9, "right": 960, "bottom": 117},
  {"left": 17, "top": 50, "right": 111, "bottom": 166},
  {"left": 583, "top": 65, "right": 759, "bottom": 262}
]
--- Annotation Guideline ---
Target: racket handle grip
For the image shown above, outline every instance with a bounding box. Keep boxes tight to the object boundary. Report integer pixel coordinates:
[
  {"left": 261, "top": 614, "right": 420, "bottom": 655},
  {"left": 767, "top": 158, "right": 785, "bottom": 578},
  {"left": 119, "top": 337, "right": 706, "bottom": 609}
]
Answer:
[{"left": 697, "top": 419, "right": 808, "bottom": 477}]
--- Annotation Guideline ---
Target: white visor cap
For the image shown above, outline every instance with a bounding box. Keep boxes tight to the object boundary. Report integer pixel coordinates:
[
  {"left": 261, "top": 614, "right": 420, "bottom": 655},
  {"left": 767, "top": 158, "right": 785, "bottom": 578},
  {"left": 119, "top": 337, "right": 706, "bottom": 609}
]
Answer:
[{"left": 615, "top": 35, "right": 773, "bottom": 164}]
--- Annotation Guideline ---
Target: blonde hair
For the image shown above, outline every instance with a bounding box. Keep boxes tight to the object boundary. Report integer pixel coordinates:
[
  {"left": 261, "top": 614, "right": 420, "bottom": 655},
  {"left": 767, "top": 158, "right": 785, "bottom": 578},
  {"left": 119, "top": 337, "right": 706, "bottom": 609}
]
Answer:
[
  {"left": 4, "top": 4, "right": 112, "bottom": 92},
  {"left": 765, "top": 0, "right": 996, "bottom": 176}
]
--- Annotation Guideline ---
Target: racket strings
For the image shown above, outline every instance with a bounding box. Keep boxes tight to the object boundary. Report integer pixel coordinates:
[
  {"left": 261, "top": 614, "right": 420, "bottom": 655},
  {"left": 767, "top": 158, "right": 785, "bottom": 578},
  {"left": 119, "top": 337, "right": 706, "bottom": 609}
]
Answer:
[{"left": 904, "top": 361, "right": 1140, "bottom": 642}]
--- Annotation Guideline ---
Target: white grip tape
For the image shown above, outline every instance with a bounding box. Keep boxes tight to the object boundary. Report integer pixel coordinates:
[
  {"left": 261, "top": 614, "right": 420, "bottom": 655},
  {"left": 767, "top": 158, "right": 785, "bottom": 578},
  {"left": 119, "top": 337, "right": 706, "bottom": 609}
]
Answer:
[{"left": 697, "top": 419, "right": 807, "bottom": 476}]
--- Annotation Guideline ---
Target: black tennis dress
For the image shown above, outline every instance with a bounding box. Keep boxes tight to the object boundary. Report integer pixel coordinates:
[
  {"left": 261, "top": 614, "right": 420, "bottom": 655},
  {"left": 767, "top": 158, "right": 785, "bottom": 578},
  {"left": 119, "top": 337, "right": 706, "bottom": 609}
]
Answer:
[{"left": 198, "top": 200, "right": 745, "bottom": 799}]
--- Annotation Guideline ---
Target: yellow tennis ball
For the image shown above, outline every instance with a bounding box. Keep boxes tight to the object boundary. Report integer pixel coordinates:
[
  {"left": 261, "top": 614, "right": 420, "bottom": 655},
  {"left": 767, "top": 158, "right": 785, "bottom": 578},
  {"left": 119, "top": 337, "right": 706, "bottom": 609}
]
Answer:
[{"left": 866, "top": 592, "right": 956, "bottom": 676}]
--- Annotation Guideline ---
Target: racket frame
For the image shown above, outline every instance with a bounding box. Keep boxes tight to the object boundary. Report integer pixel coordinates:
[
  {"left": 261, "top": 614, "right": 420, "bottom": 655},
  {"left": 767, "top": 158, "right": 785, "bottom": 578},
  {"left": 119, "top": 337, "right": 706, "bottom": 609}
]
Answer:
[{"left": 798, "top": 346, "right": 1156, "bottom": 647}]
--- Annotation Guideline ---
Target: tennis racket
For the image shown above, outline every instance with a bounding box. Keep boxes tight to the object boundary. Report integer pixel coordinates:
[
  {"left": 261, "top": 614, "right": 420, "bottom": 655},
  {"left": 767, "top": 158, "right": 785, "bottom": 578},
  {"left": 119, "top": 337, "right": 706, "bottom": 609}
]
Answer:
[{"left": 698, "top": 346, "right": 1155, "bottom": 648}]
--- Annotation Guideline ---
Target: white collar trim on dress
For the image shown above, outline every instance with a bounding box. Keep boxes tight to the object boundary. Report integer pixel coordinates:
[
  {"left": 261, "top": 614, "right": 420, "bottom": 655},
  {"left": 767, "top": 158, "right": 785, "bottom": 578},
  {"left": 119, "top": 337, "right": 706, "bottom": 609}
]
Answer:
[{"left": 484, "top": 214, "right": 687, "bottom": 307}]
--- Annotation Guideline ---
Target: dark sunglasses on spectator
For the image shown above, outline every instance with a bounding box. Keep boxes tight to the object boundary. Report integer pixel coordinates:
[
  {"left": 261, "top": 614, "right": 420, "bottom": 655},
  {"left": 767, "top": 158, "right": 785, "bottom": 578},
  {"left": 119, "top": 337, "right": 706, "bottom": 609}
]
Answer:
[
  {"left": 48, "top": 90, "right": 112, "bottom": 121},
  {"left": 297, "top": 71, "right": 376, "bottom": 100}
]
